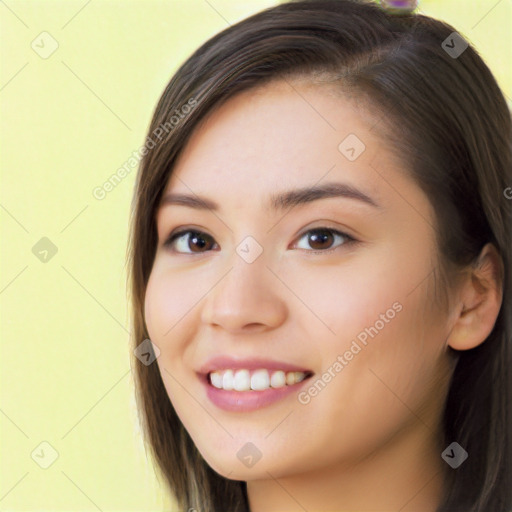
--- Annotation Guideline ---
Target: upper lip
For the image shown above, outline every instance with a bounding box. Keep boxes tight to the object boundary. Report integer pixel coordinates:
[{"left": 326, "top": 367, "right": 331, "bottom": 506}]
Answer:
[{"left": 197, "top": 355, "right": 313, "bottom": 375}]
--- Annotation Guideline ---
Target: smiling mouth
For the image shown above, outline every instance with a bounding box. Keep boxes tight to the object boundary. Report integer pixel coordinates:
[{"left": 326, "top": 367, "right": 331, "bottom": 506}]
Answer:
[{"left": 207, "top": 368, "right": 314, "bottom": 391}]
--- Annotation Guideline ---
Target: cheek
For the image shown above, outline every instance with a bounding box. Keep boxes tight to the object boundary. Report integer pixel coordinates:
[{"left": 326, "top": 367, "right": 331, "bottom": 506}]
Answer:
[
  {"left": 312, "top": 241, "right": 437, "bottom": 350},
  {"left": 296, "top": 293, "right": 443, "bottom": 461},
  {"left": 284, "top": 252, "right": 408, "bottom": 345},
  {"left": 144, "top": 270, "right": 194, "bottom": 405},
  {"left": 144, "top": 267, "right": 195, "bottom": 346},
  {"left": 144, "top": 265, "right": 210, "bottom": 390},
  {"left": 295, "top": 245, "right": 443, "bottom": 407}
]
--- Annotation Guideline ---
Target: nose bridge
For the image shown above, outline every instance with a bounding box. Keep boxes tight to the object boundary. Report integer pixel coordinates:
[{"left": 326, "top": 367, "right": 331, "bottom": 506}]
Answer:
[{"left": 200, "top": 242, "right": 287, "bottom": 331}]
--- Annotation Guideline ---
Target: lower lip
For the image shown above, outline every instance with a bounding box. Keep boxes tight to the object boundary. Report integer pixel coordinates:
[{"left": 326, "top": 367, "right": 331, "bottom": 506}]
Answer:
[{"left": 200, "top": 374, "right": 312, "bottom": 412}]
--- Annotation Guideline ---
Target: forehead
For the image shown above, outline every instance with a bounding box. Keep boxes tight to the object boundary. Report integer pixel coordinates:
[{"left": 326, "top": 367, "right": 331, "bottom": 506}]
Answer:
[{"left": 159, "top": 80, "right": 401, "bottom": 213}]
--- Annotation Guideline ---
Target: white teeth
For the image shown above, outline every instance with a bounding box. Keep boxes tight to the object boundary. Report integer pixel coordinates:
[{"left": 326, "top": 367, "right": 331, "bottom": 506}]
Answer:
[
  {"left": 270, "top": 370, "right": 286, "bottom": 388},
  {"left": 209, "top": 369, "right": 309, "bottom": 391},
  {"left": 234, "top": 369, "right": 250, "bottom": 391},
  {"left": 251, "top": 369, "right": 270, "bottom": 390},
  {"left": 222, "top": 369, "right": 234, "bottom": 390},
  {"left": 210, "top": 371, "right": 223, "bottom": 389}
]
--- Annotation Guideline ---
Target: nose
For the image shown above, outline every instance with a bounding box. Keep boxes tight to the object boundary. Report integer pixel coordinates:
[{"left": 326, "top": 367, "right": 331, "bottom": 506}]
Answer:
[{"left": 200, "top": 251, "right": 288, "bottom": 334}]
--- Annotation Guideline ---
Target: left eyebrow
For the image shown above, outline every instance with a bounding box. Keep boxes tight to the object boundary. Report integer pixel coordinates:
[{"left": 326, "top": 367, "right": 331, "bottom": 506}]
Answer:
[
  {"left": 159, "top": 181, "right": 383, "bottom": 212},
  {"left": 268, "top": 182, "right": 382, "bottom": 212}
]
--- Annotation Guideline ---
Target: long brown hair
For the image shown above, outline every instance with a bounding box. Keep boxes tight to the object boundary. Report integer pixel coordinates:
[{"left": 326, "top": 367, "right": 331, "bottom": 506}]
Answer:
[{"left": 126, "top": 1, "right": 512, "bottom": 510}]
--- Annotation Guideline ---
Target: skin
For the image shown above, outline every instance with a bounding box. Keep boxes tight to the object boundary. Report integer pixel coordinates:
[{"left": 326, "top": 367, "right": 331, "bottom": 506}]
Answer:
[{"left": 144, "top": 79, "right": 503, "bottom": 511}]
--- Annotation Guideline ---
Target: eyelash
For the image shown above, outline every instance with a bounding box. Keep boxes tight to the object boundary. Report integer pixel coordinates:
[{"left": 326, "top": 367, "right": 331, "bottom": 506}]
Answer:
[{"left": 163, "top": 227, "right": 357, "bottom": 255}]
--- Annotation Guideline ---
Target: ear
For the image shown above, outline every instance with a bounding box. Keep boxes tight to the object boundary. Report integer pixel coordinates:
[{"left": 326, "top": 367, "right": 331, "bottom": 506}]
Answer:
[{"left": 446, "top": 243, "right": 504, "bottom": 351}]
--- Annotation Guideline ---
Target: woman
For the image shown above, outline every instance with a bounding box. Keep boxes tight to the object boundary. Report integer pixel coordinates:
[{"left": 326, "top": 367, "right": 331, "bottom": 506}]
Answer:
[{"left": 127, "top": 1, "right": 512, "bottom": 510}]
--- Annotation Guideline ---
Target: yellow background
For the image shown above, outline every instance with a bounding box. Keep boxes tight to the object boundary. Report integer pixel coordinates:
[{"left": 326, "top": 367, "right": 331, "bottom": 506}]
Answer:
[{"left": 1, "top": 0, "right": 510, "bottom": 510}]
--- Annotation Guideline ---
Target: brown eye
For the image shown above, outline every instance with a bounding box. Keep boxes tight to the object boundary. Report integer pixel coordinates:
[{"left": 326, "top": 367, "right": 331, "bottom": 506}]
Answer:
[
  {"left": 307, "top": 229, "right": 334, "bottom": 250},
  {"left": 165, "top": 230, "right": 217, "bottom": 253},
  {"left": 294, "top": 228, "right": 354, "bottom": 253},
  {"left": 164, "top": 227, "right": 356, "bottom": 255}
]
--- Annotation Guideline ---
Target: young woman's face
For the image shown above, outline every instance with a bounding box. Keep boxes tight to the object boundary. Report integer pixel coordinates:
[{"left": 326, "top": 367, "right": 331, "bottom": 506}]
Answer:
[{"left": 144, "top": 80, "right": 457, "bottom": 480}]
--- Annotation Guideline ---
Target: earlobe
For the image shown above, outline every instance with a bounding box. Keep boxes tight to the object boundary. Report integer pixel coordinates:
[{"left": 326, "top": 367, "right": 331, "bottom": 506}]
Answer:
[{"left": 446, "top": 243, "right": 504, "bottom": 351}]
